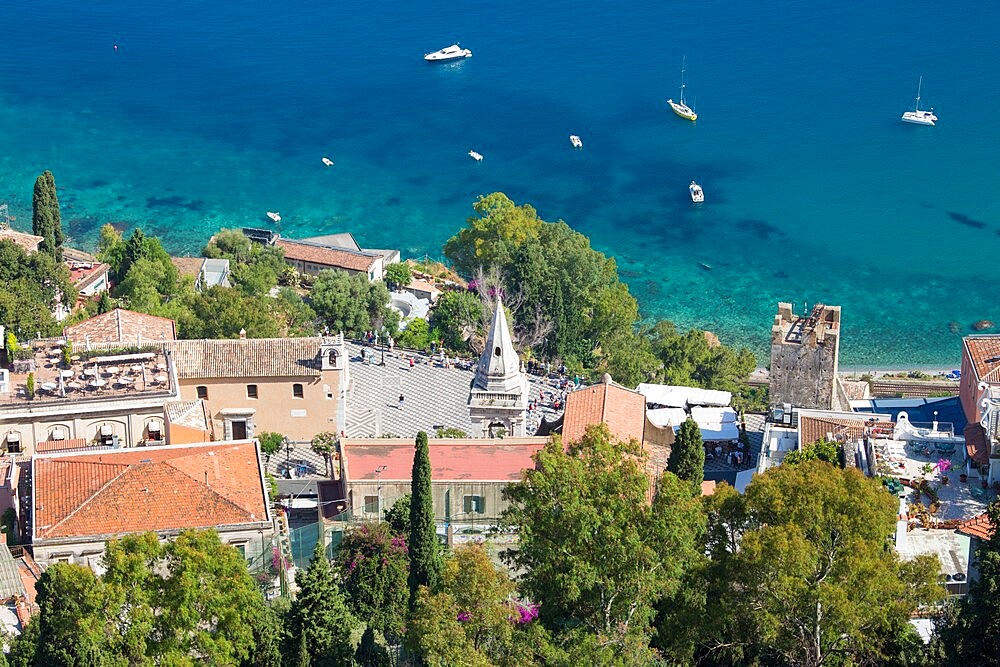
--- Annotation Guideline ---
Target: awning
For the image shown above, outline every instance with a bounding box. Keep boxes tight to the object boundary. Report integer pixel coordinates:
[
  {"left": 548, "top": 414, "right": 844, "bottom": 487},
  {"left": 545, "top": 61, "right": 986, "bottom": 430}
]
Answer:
[
  {"left": 5, "top": 433, "right": 19, "bottom": 443},
  {"left": 100, "top": 425, "right": 113, "bottom": 436},
  {"left": 148, "top": 419, "right": 163, "bottom": 431},
  {"left": 51, "top": 428, "right": 65, "bottom": 441}
]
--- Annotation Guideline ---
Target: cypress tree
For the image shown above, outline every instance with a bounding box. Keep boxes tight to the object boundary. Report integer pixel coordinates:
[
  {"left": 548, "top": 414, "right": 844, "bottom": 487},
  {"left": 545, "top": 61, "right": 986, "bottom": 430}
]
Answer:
[
  {"left": 408, "top": 430, "right": 441, "bottom": 609},
  {"left": 667, "top": 417, "right": 705, "bottom": 488},
  {"left": 31, "top": 170, "right": 63, "bottom": 260},
  {"left": 287, "top": 542, "right": 355, "bottom": 667}
]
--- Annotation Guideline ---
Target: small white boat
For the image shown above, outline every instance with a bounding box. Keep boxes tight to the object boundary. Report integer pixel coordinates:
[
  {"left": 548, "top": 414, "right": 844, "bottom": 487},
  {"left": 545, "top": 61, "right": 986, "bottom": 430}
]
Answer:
[
  {"left": 322, "top": 157, "right": 334, "bottom": 166},
  {"left": 901, "top": 76, "right": 937, "bottom": 126},
  {"left": 424, "top": 44, "right": 472, "bottom": 62},
  {"left": 469, "top": 150, "right": 484, "bottom": 162},
  {"left": 668, "top": 57, "right": 698, "bottom": 121},
  {"left": 689, "top": 181, "right": 704, "bottom": 203},
  {"left": 266, "top": 211, "right": 281, "bottom": 223},
  {"left": 569, "top": 135, "right": 583, "bottom": 149}
]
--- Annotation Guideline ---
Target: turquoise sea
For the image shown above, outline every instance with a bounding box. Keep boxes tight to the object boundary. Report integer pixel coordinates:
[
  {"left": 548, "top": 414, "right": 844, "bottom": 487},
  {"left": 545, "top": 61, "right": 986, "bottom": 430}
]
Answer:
[{"left": 1, "top": 0, "right": 998, "bottom": 365}]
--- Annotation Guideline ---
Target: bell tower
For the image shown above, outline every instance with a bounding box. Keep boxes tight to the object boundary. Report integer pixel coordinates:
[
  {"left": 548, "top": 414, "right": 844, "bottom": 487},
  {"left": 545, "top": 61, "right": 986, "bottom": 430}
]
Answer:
[{"left": 468, "top": 299, "right": 528, "bottom": 437}]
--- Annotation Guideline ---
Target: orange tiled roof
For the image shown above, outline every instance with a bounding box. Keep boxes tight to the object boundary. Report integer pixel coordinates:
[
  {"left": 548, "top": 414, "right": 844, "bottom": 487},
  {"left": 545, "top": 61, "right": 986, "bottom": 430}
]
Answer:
[
  {"left": 964, "top": 336, "right": 1000, "bottom": 384},
  {"left": 701, "top": 480, "right": 717, "bottom": 496},
  {"left": 64, "top": 308, "right": 177, "bottom": 345},
  {"left": 164, "top": 338, "right": 323, "bottom": 378},
  {"left": 799, "top": 414, "right": 892, "bottom": 447},
  {"left": 562, "top": 382, "right": 646, "bottom": 445},
  {"left": 66, "top": 262, "right": 110, "bottom": 291},
  {"left": 0, "top": 229, "right": 43, "bottom": 254},
  {"left": 33, "top": 442, "right": 268, "bottom": 541},
  {"left": 964, "top": 423, "right": 991, "bottom": 465},
  {"left": 957, "top": 512, "right": 994, "bottom": 541},
  {"left": 36, "top": 439, "right": 90, "bottom": 454},
  {"left": 277, "top": 239, "right": 379, "bottom": 272}
]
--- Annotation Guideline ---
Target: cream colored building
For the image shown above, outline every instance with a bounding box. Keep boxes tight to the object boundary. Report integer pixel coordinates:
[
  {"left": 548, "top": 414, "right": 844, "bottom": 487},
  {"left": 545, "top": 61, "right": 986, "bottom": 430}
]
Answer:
[
  {"left": 163, "top": 335, "right": 350, "bottom": 442},
  {"left": 31, "top": 440, "right": 273, "bottom": 569},
  {"left": 0, "top": 341, "right": 179, "bottom": 455}
]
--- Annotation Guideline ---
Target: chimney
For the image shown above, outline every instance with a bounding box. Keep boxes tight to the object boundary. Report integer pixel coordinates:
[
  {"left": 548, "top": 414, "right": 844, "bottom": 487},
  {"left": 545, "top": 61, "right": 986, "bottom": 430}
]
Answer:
[{"left": 239, "top": 328, "right": 247, "bottom": 340}]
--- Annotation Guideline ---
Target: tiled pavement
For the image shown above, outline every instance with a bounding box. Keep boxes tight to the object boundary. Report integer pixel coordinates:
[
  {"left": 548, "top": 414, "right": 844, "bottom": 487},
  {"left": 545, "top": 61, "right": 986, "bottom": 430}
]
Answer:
[{"left": 343, "top": 342, "right": 567, "bottom": 439}]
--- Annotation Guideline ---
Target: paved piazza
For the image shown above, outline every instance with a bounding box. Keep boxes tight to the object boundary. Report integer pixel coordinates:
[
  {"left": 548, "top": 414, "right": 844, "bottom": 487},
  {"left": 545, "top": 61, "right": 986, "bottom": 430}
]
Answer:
[{"left": 343, "top": 342, "right": 566, "bottom": 438}]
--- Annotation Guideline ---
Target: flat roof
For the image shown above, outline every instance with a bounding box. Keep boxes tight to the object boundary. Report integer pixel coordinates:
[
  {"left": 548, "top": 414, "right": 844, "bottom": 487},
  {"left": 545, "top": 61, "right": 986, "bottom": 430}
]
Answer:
[{"left": 341, "top": 438, "right": 548, "bottom": 482}]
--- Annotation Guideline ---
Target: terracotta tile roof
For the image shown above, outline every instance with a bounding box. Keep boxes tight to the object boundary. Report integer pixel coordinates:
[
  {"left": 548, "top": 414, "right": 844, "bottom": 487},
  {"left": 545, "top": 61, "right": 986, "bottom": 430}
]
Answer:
[
  {"left": 277, "top": 239, "right": 379, "bottom": 272},
  {"left": 64, "top": 309, "right": 177, "bottom": 345},
  {"left": 964, "top": 336, "right": 1000, "bottom": 384},
  {"left": 799, "top": 413, "right": 893, "bottom": 447},
  {"left": 957, "top": 512, "right": 994, "bottom": 541},
  {"left": 164, "top": 338, "right": 323, "bottom": 378},
  {"left": 341, "top": 438, "right": 548, "bottom": 482},
  {"left": 35, "top": 439, "right": 93, "bottom": 454},
  {"left": 66, "top": 262, "right": 110, "bottom": 291},
  {"left": 170, "top": 256, "right": 205, "bottom": 278},
  {"left": 33, "top": 442, "right": 268, "bottom": 541},
  {"left": 701, "top": 480, "right": 717, "bottom": 496},
  {"left": 164, "top": 400, "right": 210, "bottom": 430},
  {"left": 964, "top": 423, "right": 991, "bottom": 465},
  {"left": 562, "top": 382, "right": 646, "bottom": 445},
  {"left": 0, "top": 229, "right": 43, "bottom": 254}
]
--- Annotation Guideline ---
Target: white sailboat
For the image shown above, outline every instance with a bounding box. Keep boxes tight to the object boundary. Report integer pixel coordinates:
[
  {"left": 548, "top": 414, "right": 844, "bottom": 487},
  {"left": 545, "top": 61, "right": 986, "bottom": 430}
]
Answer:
[
  {"left": 667, "top": 57, "right": 698, "bottom": 121},
  {"left": 901, "top": 76, "right": 937, "bottom": 126}
]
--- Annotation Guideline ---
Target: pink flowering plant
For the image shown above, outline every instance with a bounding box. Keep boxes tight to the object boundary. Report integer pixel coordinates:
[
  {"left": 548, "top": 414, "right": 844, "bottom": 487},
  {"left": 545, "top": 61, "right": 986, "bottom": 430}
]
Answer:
[
  {"left": 936, "top": 458, "right": 952, "bottom": 475},
  {"left": 334, "top": 522, "right": 409, "bottom": 638}
]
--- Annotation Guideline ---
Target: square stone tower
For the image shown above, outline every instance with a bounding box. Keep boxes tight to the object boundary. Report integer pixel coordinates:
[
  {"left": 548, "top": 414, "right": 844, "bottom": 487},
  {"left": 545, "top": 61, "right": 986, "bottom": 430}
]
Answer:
[{"left": 769, "top": 302, "right": 843, "bottom": 411}]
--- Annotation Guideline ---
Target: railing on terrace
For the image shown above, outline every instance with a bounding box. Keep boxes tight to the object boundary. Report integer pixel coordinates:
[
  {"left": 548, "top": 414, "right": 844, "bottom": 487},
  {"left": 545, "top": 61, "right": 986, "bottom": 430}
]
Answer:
[{"left": 904, "top": 422, "right": 956, "bottom": 438}]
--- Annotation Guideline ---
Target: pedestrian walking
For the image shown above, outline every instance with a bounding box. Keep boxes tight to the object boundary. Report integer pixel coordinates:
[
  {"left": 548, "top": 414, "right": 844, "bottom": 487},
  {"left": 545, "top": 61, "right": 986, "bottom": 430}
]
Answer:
[
  {"left": 409, "top": 357, "right": 415, "bottom": 368},
  {"left": 398, "top": 394, "right": 405, "bottom": 410}
]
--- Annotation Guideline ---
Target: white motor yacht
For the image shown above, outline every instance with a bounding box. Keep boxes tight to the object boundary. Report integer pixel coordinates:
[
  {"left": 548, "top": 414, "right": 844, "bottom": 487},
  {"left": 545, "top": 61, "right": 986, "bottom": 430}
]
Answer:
[
  {"left": 901, "top": 76, "right": 937, "bottom": 126},
  {"left": 322, "top": 157, "right": 334, "bottom": 166},
  {"left": 689, "top": 181, "right": 704, "bottom": 203},
  {"left": 569, "top": 135, "right": 583, "bottom": 149},
  {"left": 266, "top": 211, "right": 281, "bottom": 223},
  {"left": 424, "top": 44, "right": 472, "bottom": 62},
  {"left": 469, "top": 150, "right": 484, "bottom": 162}
]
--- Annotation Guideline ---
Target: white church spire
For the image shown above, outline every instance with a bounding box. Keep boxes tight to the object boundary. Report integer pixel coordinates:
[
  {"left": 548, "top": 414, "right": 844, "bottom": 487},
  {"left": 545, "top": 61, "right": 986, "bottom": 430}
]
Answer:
[{"left": 468, "top": 298, "right": 528, "bottom": 437}]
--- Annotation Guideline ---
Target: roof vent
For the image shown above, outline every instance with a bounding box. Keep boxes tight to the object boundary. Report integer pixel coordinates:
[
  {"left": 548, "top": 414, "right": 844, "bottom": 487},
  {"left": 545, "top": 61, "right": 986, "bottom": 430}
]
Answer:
[{"left": 139, "top": 459, "right": 152, "bottom": 463}]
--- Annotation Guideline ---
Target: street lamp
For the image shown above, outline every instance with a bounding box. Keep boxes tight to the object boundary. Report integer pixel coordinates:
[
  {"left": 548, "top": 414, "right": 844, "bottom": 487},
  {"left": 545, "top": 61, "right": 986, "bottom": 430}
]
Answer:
[
  {"left": 375, "top": 465, "right": 388, "bottom": 522},
  {"left": 284, "top": 436, "right": 293, "bottom": 471}
]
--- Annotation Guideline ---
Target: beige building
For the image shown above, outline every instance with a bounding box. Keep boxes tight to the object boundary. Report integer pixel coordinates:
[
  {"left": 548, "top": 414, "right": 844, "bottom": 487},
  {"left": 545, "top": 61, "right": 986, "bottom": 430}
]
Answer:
[
  {"left": 31, "top": 440, "right": 273, "bottom": 568},
  {"left": 164, "top": 335, "right": 350, "bottom": 442},
  {"left": 0, "top": 340, "right": 179, "bottom": 455},
  {"left": 334, "top": 437, "right": 548, "bottom": 525}
]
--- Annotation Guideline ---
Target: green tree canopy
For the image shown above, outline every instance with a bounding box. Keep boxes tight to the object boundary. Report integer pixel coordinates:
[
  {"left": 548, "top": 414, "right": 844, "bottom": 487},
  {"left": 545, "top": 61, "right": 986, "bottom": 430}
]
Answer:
[
  {"left": 409, "top": 431, "right": 442, "bottom": 609},
  {"left": 694, "top": 460, "right": 943, "bottom": 666},
  {"left": 0, "top": 239, "right": 75, "bottom": 338},
  {"left": 384, "top": 261, "right": 413, "bottom": 290},
  {"left": 384, "top": 493, "right": 412, "bottom": 536},
  {"left": 784, "top": 438, "right": 843, "bottom": 467},
  {"left": 333, "top": 522, "right": 409, "bottom": 640},
  {"left": 287, "top": 542, "right": 357, "bottom": 666},
  {"left": 32, "top": 170, "right": 63, "bottom": 259},
  {"left": 668, "top": 417, "right": 705, "bottom": 488},
  {"left": 430, "top": 288, "right": 483, "bottom": 352},
  {"left": 501, "top": 424, "right": 705, "bottom": 655},
  {"left": 310, "top": 269, "right": 395, "bottom": 336}
]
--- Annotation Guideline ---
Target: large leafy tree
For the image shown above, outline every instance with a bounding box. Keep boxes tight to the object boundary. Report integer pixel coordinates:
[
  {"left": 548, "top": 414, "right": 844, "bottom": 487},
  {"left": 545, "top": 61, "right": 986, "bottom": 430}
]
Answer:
[
  {"left": 409, "top": 430, "right": 442, "bottom": 609},
  {"left": 667, "top": 417, "right": 705, "bottom": 488},
  {"left": 501, "top": 424, "right": 705, "bottom": 656},
  {"left": 644, "top": 320, "right": 756, "bottom": 394},
  {"left": 694, "top": 460, "right": 943, "bottom": 666},
  {"left": 310, "top": 269, "right": 395, "bottom": 336},
  {"left": 0, "top": 239, "right": 74, "bottom": 337},
  {"left": 936, "top": 500, "right": 1000, "bottom": 664},
  {"left": 287, "top": 542, "right": 357, "bottom": 666},
  {"left": 333, "top": 522, "right": 410, "bottom": 639},
  {"left": 430, "top": 288, "right": 483, "bottom": 352},
  {"left": 32, "top": 170, "right": 63, "bottom": 259},
  {"left": 34, "top": 563, "right": 118, "bottom": 665}
]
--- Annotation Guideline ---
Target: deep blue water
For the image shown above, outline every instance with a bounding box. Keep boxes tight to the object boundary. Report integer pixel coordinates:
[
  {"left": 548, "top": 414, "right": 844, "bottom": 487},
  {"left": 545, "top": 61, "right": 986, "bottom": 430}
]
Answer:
[{"left": 1, "top": 0, "right": 998, "bottom": 365}]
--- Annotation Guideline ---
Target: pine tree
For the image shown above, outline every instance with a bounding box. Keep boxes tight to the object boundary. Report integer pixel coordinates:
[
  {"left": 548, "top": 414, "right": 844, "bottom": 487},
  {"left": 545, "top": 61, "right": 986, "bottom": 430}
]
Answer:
[
  {"left": 31, "top": 170, "right": 63, "bottom": 260},
  {"left": 288, "top": 542, "right": 356, "bottom": 667},
  {"left": 408, "top": 430, "right": 441, "bottom": 609},
  {"left": 667, "top": 418, "right": 704, "bottom": 488}
]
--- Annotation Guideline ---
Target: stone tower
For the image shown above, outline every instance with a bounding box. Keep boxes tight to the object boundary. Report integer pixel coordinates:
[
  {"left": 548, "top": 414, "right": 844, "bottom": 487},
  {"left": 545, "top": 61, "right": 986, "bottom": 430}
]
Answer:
[
  {"left": 769, "top": 302, "right": 847, "bottom": 411},
  {"left": 468, "top": 299, "right": 528, "bottom": 437}
]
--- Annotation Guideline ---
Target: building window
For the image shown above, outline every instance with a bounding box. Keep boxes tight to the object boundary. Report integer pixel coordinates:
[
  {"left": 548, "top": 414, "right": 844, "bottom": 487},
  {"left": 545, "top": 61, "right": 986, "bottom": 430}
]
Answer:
[
  {"left": 197, "top": 386, "right": 208, "bottom": 400},
  {"left": 463, "top": 495, "right": 485, "bottom": 514},
  {"left": 147, "top": 422, "right": 162, "bottom": 441},
  {"left": 247, "top": 384, "right": 258, "bottom": 399},
  {"left": 363, "top": 495, "right": 379, "bottom": 514},
  {"left": 293, "top": 383, "right": 304, "bottom": 399},
  {"left": 233, "top": 543, "right": 247, "bottom": 558}
]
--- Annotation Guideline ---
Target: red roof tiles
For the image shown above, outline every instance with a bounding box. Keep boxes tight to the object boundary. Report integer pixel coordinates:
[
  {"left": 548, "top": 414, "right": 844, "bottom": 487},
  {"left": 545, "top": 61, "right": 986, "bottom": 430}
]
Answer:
[
  {"left": 341, "top": 438, "right": 548, "bottom": 482},
  {"left": 957, "top": 512, "right": 994, "bottom": 541},
  {"left": 277, "top": 239, "right": 379, "bottom": 272},
  {"left": 964, "top": 336, "right": 1000, "bottom": 384},
  {"left": 33, "top": 442, "right": 268, "bottom": 541},
  {"left": 562, "top": 382, "right": 646, "bottom": 445},
  {"left": 64, "top": 308, "right": 177, "bottom": 345},
  {"left": 964, "top": 423, "right": 991, "bottom": 466}
]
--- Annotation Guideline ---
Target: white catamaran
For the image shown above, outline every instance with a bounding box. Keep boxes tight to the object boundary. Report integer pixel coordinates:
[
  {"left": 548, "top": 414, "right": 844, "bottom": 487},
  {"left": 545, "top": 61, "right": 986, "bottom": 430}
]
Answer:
[
  {"left": 667, "top": 57, "right": 697, "bottom": 121},
  {"left": 901, "top": 76, "right": 937, "bottom": 126}
]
